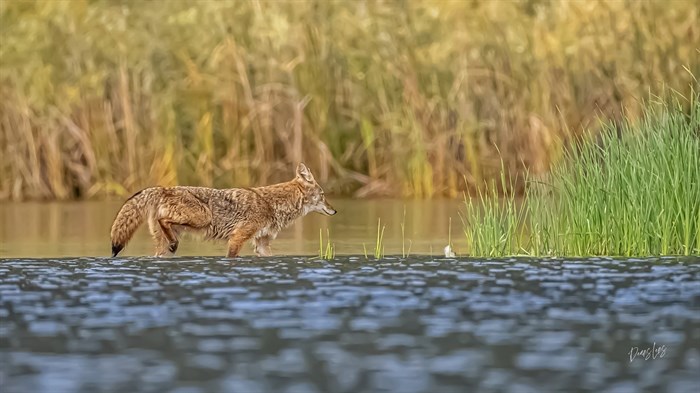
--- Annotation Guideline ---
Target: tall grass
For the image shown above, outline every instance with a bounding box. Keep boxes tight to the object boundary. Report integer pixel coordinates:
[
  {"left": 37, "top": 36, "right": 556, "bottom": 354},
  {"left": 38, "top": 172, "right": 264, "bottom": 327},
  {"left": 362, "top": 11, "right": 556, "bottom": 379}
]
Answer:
[
  {"left": 464, "top": 93, "right": 700, "bottom": 256},
  {"left": 1, "top": 1, "right": 698, "bottom": 200},
  {"left": 463, "top": 178, "right": 528, "bottom": 257}
]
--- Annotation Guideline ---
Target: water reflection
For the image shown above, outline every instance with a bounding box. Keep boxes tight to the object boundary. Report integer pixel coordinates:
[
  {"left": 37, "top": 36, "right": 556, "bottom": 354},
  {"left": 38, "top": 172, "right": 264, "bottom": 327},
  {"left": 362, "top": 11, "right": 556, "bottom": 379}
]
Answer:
[{"left": 0, "top": 199, "right": 463, "bottom": 257}]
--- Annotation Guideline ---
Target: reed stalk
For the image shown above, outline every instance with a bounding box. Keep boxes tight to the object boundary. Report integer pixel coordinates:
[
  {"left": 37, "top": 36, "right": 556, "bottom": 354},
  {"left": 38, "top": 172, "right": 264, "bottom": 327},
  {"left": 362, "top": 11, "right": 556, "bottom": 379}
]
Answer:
[{"left": 1, "top": 1, "right": 697, "bottom": 200}]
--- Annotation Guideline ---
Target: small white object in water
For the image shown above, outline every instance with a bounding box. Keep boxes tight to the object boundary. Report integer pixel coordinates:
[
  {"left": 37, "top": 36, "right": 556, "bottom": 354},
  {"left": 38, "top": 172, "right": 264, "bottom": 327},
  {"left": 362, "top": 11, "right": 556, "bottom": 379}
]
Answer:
[{"left": 444, "top": 245, "right": 456, "bottom": 258}]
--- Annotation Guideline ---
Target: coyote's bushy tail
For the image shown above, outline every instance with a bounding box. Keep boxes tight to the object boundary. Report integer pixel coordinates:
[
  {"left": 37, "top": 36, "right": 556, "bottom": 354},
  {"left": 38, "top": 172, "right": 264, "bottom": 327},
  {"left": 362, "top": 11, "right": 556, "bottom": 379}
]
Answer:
[{"left": 110, "top": 188, "right": 155, "bottom": 257}]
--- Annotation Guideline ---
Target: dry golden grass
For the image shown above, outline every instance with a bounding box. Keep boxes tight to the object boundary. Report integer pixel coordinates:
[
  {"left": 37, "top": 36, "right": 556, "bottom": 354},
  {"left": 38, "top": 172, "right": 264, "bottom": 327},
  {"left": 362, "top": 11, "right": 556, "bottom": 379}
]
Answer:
[{"left": 0, "top": 0, "right": 698, "bottom": 200}]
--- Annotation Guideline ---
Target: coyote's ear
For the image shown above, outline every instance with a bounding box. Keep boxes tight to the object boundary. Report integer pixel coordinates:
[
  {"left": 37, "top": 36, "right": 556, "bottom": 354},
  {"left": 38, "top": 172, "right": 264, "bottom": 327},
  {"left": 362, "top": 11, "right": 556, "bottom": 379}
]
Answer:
[{"left": 296, "top": 162, "right": 315, "bottom": 183}]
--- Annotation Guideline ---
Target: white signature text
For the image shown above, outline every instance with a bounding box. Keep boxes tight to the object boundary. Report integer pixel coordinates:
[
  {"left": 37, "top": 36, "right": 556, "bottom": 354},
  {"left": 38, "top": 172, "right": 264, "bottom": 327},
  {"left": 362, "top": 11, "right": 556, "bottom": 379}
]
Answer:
[{"left": 629, "top": 342, "right": 666, "bottom": 362}]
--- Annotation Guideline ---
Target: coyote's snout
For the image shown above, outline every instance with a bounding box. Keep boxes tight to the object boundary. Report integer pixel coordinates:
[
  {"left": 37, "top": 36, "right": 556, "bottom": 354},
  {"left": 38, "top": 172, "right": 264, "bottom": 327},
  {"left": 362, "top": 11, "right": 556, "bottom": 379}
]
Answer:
[{"left": 110, "top": 163, "right": 336, "bottom": 257}]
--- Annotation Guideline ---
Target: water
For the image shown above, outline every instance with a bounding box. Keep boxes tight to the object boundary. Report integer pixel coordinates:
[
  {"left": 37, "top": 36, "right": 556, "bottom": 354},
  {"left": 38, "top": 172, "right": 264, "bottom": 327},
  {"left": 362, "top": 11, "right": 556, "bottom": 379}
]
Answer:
[
  {"left": 1, "top": 256, "right": 699, "bottom": 393},
  {"left": 0, "top": 200, "right": 462, "bottom": 257},
  {"left": 2, "top": 201, "right": 700, "bottom": 391}
]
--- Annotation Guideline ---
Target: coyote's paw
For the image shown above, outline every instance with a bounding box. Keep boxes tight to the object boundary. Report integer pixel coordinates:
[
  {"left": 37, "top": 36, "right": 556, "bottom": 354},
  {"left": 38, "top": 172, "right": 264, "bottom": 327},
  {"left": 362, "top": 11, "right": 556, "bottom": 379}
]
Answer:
[{"left": 168, "top": 241, "right": 179, "bottom": 253}]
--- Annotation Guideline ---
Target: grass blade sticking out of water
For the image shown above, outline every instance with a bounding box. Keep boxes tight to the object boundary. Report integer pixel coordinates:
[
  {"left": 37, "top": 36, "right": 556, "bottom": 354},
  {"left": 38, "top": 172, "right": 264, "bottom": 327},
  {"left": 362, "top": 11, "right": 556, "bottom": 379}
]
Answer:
[
  {"left": 400, "top": 205, "right": 413, "bottom": 258},
  {"left": 401, "top": 206, "right": 406, "bottom": 258},
  {"left": 326, "top": 229, "right": 335, "bottom": 259},
  {"left": 448, "top": 217, "right": 452, "bottom": 251},
  {"left": 318, "top": 228, "right": 335, "bottom": 259},
  {"left": 374, "top": 218, "right": 386, "bottom": 259},
  {"left": 465, "top": 92, "right": 700, "bottom": 256}
]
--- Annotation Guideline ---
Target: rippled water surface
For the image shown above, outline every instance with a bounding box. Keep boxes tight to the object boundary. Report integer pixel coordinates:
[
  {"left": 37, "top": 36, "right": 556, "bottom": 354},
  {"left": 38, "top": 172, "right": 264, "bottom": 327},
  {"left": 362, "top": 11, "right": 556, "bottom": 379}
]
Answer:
[{"left": 1, "top": 256, "right": 699, "bottom": 393}]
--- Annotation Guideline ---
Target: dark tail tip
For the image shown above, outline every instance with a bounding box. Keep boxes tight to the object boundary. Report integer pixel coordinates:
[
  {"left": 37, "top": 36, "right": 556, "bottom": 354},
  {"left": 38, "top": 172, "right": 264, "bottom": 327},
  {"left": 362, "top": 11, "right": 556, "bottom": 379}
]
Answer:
[{"left": 111, "top": 243, "right": 124, "bottom": 257}]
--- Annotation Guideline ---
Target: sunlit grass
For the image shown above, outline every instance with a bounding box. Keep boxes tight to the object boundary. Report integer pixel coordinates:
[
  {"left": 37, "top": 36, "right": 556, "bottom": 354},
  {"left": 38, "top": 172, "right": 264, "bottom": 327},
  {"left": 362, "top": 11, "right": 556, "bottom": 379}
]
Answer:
[
  {"left": 464, "top": 93, "right": 700, "bottom": 256},
  {"left": 374, "top": 218, "right": 386, "bottom": 259},
  {"left": 463, "top": 173, "right": 528, "bottom": 256},
  {"left": 361, "top": 218, "right": 387, "bottom": 260},
  {"left": 318, "top": 228, "right": 335, "bottom": 260},
  {"left": 0, "top": 1, "right": 698, "bottom": 200}
]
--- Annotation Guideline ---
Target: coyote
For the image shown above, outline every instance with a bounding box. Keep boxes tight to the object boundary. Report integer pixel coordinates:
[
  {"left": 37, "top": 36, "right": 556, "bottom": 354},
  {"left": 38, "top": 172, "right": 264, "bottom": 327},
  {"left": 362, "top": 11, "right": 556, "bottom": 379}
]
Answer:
[{"left": 110, "top": 163, "right": 336, "bottom": 257}]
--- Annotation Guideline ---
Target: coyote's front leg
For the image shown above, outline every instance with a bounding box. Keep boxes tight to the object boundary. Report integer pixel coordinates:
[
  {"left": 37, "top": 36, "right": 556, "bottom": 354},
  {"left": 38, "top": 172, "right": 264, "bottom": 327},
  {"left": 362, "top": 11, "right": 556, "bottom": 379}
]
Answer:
[
  {"left": 254, "top": 236, "right": 272, "bottom": 257},
  {"left": 227, "top": 225, "right": 258, "bottom": 258}
]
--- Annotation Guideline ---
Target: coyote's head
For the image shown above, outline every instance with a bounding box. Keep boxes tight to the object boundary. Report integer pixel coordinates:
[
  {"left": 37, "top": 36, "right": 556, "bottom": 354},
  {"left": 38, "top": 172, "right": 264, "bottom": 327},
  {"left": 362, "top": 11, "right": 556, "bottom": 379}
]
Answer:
[{"left": 295, "top": 163, "right": 337, "bottom": 216}]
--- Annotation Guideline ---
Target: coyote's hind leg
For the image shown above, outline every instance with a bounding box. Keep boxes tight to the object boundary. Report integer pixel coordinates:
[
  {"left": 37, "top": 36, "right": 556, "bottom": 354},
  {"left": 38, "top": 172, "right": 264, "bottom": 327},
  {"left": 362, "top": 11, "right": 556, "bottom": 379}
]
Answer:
[
  {"left": 158, "top": 218, "right": 180, "bottom": 254},
  {"left": 148, "top": 215, "right": 171, "bottom": 257},
  {"left": 153, "top": 192, "right": 212, "bottom": 257}
]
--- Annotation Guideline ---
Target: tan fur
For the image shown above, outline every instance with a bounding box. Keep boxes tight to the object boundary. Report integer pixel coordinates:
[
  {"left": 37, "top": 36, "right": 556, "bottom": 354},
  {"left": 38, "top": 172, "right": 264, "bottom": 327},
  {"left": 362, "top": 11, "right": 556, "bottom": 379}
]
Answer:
[{"left": 110, "top": 163, "right": 336, "bottom": 257}]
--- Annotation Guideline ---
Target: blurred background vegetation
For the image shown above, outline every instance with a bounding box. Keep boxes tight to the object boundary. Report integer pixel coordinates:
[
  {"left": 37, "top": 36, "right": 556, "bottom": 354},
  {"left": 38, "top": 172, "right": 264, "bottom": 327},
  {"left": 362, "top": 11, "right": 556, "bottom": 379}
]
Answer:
[{"left": 0, "top": 0, "right": 698, "bottom": 201}]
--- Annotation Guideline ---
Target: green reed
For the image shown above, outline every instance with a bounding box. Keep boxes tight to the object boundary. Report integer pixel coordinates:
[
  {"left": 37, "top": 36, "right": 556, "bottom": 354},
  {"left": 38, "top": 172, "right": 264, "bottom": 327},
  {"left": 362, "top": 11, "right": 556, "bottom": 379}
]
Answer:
[
  {"left": 463, "top": 172, "right": 528, "bottom": 256},
  {"left": 374, "top": 218, "right": 386, "bottom": 259},
  {"left": 318, "top": 228, "right": 335, "bottom": 260},
  {"left": 465, "top": 93, "right": 700, "bottom": 256},
  {"left": 361, "top": 218, "right": 386, "bottom": 260},
  {"left": 1, "top": 1, "right": 698, "bottom": 200}
]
